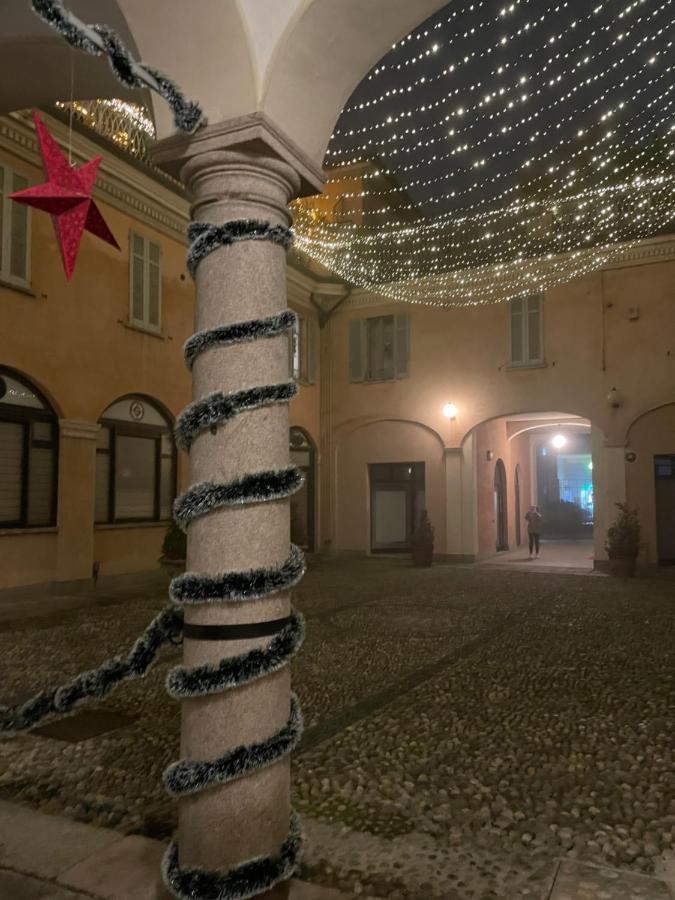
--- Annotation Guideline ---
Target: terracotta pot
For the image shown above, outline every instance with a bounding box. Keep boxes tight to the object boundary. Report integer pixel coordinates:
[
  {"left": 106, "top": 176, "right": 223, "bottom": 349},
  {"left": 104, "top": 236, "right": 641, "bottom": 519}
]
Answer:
[
  {"left": 412, "top": 543, "right": 434, "bottom": 567},
  {"left": 608, "top": 556, "right": 637, "bottom": 577}
]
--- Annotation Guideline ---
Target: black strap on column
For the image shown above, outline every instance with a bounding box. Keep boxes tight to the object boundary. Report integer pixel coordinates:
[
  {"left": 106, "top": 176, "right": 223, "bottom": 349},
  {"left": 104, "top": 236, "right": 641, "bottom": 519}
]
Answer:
[{"left": 182, "top": 616, "right": 293, "bottom": 642}]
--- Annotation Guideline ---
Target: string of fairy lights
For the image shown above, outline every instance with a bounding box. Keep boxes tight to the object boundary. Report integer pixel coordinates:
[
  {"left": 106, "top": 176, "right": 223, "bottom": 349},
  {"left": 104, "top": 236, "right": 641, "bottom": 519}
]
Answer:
[{"left": 291, "top": 0, "right": 675, "bottom": 307}]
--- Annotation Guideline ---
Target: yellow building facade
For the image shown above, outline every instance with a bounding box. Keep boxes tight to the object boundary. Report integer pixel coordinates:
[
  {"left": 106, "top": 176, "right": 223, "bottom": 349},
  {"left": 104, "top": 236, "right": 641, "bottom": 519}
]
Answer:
[
  {"left": 0, "top": 111, "right": 321, "bottom": 590},
  {"left": 1, "top": 109, "right": 674, "bottom": 592}
]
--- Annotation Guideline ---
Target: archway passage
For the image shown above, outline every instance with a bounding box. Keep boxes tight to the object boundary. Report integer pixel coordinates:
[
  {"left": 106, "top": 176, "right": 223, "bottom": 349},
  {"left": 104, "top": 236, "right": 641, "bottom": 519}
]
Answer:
[
  {"left": 494, "top": 459, "right": 508, "bottom": 552},
  {"left": 470, "top": 411, "right": 595, "bottom": 569},
  {"left": 290, "top": 426, "right": 316, "bottom": 552}
]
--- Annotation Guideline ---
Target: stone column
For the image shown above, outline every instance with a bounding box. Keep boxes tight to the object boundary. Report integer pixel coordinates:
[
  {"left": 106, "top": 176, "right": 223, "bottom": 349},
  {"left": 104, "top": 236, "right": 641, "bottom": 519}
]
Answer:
[
  {"left": 154, "top": 119, "right": 322, "bottom": 896},
  {"left": 444, "top": 437, "right": 478, "bottom": 562},
  {"left": 55, "top": 419, "right": 99, "bottom": 584},
  {"left": 592, "top": 429, "right": 627, "bottom": 565}
]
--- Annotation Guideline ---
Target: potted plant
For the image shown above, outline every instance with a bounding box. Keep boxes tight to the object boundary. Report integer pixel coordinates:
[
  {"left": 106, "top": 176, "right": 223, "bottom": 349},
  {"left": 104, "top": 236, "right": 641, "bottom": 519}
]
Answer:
[
  {"left": 605, "top": 502, "right": 640, "bottom": 577},
  {"left": 412, "top": 510, "right": 435, "bottom": 567},
  {"left": 159, "top": 520, "right": 187, "bottom": 577}
]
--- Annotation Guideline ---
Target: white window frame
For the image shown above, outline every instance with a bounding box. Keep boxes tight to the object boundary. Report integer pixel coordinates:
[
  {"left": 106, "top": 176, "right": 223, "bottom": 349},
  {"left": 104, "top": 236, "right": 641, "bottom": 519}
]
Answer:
[
  {"left": 508, "top": 293, "right": 545, "bottom": 367},
  {"left": 289, "top": 313, "right": 318, "bottom": 384},
  {"left": 128, "top": 231, "right": 162, "bottom": 333},
  {"left": 0, "top": 163, "right": 32, "bottom": 289}
]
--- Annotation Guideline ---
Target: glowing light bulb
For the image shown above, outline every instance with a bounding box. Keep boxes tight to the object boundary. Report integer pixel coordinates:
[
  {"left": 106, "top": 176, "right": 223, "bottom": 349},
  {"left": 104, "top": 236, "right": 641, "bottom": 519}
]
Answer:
[
  {"left": 443, "top": 402, "right": 458, "bottom": 420},
  {"left": 552, "top": 434, "right": 567, "bottom": 449}
]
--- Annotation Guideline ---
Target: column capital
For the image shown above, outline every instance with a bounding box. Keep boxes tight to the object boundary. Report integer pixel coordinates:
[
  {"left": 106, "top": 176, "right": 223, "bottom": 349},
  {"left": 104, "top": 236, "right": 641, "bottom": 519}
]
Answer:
[
  {"left": 151, "top": 111, "right": 324, "bottom": 199},
  {"left": 58, "top": 420, "right": 100, "bottom": 441}
]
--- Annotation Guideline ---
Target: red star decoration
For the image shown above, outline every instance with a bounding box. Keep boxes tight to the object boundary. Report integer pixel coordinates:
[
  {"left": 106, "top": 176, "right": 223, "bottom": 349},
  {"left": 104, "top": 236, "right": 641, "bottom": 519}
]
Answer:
[{"left": 10, "top": 111, "right": 120, "bottom": 281}]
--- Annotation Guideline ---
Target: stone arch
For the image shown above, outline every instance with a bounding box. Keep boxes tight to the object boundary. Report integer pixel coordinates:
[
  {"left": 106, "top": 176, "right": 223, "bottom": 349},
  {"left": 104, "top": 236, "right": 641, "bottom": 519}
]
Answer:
[
  {"left": 0, "top": 363, "right": 64, "bottom": 419},
  {"left": 334, "top": 416, "right": 446, "bottom": 555}
]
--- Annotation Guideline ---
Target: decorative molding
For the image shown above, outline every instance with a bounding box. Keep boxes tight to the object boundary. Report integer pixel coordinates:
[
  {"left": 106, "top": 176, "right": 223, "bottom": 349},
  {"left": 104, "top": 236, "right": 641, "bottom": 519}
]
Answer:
[
  {"left": 59, "top": 419, "right": 100, "bottom": 440},
  {"left": 0, "top": 112, "right": 190, "bottom": 243},
  {"left": 151, "top": 111, "right": 324, "bottom": 197}
]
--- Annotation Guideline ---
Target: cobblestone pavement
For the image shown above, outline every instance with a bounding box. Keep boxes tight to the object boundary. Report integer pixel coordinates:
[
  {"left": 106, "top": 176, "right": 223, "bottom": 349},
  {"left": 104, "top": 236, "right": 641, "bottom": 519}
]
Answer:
[{"left": 0, "top": 558, "right": 673, "bottom": 899}]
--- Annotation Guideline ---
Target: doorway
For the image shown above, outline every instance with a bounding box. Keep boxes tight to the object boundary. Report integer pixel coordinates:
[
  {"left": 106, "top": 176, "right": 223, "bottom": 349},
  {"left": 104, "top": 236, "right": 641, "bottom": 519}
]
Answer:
[
  {"left": 514, "top": 465, "right": 522, "bottom": 547},
  {"left": 369, "top": 462, "right": 425, "bottom": 552},
  {"left": 655, "top": 455, "right": 675, "bottom": 564},
  {"left": 290, "top": 427, "right": 315, "bottom": 552},
  {"left": 494, "top": 458, "right": 508, "bottom": 551}
]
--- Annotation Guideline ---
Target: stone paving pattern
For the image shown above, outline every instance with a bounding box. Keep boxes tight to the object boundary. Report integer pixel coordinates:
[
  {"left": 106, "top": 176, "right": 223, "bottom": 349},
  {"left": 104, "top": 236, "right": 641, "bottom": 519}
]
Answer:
[{"left": 0, "top": 557, "right": 673, "bottom": 899}]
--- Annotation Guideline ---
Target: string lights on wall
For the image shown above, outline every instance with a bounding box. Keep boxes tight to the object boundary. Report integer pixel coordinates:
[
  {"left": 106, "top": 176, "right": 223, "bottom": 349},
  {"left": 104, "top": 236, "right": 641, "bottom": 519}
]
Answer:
[{"left": 292, "top": 0, "right": 675, "bottom": 308}]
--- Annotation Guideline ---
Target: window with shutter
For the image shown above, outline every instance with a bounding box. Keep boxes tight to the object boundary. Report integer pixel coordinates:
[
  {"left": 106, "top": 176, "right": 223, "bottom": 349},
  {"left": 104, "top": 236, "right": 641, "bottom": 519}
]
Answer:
[
  {"left": 351, "top": 314, "right": 409, "bottom": 383},
  {"left": 95, "top": 396, "right": 176, "bottom": 524},
  {"left": 0, "top": 421, "right": 23, "bottom": 525},
  {"left": 0, "top": 164, "right": 31, "bottom": 287},
  {"left": 349, "top": 319, "right": 366, "bottom": 382},
  {"left": 129, "top": 232, "right": 162, "bottom": 331},
  {"left": 509, "top": 294, "right": 544, "bottom": 366},
  {"left": 0, "top": 370, "right": 58, "bottom": 528}
]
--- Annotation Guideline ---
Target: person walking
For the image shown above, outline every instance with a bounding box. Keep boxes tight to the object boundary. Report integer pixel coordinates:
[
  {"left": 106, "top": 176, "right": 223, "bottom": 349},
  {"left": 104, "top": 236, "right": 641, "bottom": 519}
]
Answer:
[{"left": 525, "top": 505, "right": 543, "bottom": 559}]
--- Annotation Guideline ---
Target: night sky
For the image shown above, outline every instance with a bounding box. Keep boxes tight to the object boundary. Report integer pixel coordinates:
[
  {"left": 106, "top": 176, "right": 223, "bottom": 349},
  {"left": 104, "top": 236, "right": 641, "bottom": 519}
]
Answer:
[{"left": 326, "top": 0, "right": 672, "bottom": 218}]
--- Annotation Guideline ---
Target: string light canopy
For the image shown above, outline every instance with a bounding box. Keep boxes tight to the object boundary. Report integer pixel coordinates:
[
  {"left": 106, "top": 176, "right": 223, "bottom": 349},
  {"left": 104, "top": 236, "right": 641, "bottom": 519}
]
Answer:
[{"left": 292, "top": 0, "right": 675, "bottom": 307}]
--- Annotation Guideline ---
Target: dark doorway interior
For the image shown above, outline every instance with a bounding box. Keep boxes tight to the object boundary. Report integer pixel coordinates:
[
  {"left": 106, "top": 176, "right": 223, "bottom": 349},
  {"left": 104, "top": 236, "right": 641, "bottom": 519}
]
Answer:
[
  {"left": 370, "top": 462, "right": 425, "bottom": 552},
  {"left": 494, "top": 459, "right": 508, "bottom": 551},
  {"left": 655, "top": 454, "right": 675, "bottom": 565},
  {"left": 514, "top": 464, "right": 522, "bottom": 547},
  {"left": 290, "top": 427, "right": 315, "bottom": 552}
]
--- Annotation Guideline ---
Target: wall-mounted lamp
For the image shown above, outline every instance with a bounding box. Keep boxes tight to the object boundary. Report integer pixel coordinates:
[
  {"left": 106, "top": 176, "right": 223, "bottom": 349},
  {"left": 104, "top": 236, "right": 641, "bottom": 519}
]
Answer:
[
  {"left": 552, "top": 433, "right": 567, "bottom": 449},
  {"left": 607, "top": 386, "right": 622, "bottom": 409},
  {"left": 486, "top": 450, "right": 494, "bottom": 462},
  {"left": 442, "top": 402, "right": 458, "bottom": 420}
]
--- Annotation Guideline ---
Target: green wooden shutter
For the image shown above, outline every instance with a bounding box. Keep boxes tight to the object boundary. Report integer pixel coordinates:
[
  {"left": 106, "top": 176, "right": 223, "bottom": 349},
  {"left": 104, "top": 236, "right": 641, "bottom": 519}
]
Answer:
[
  {"left": 147, "top": 241, "right": 161, "bottom": 328},
  {"left": 130, "top": 232, "right": 145, "bottom": 323},
  {"left": 10, "top": 171, "right": 29, "bottom": 282},
  {"left": 510, "top": 297, "right": 524, "bottom": 363},
  {"left": 527, "top": 294, "right": 543, "bottom": 362},
  {"left": 394, "top": 313, "right": 409, "bottom": 378},
  {"left": 349, "top": 318, "right": 365, "bottom": 382}
]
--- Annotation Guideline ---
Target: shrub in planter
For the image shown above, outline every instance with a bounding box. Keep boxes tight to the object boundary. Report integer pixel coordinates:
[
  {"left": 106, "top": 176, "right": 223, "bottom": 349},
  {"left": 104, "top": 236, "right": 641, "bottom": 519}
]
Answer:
[
  {"left": 605, "top": 502, "right": 640, "bottom": 576},
  {"left": 159, "top": 521, "right": 187, "bottom": 573},
  {"left": 412, "top": 510, "right": 435, "bottom": 567}
]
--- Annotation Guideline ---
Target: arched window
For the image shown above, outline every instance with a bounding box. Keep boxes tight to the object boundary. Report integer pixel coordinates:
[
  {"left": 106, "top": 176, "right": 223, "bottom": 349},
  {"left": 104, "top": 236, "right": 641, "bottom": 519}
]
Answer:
[
  {"left": 0, "top": 368, "right": 58, "bottom": 528},
  {"left": 95, "top": 396, "right": 175, "bottom": 524},
  {"left": 290, "top": 427, "right": 315, "bottom": 552}
]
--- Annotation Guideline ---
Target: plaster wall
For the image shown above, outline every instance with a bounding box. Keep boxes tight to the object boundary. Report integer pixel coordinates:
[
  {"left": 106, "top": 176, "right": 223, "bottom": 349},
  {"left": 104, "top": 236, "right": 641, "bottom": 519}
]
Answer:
[
  {"left": 626, "top": 403, "right": 675, "bottom": 564},
  {"left": 335, "top": 419, "right": 446, "bottom": 555}
]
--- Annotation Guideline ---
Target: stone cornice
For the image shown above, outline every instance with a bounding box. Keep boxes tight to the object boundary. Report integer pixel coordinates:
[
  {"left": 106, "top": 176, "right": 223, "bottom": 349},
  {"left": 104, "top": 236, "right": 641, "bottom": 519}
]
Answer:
[{"left": 0, "top": 112, "right": 190, "bottom": 243}]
